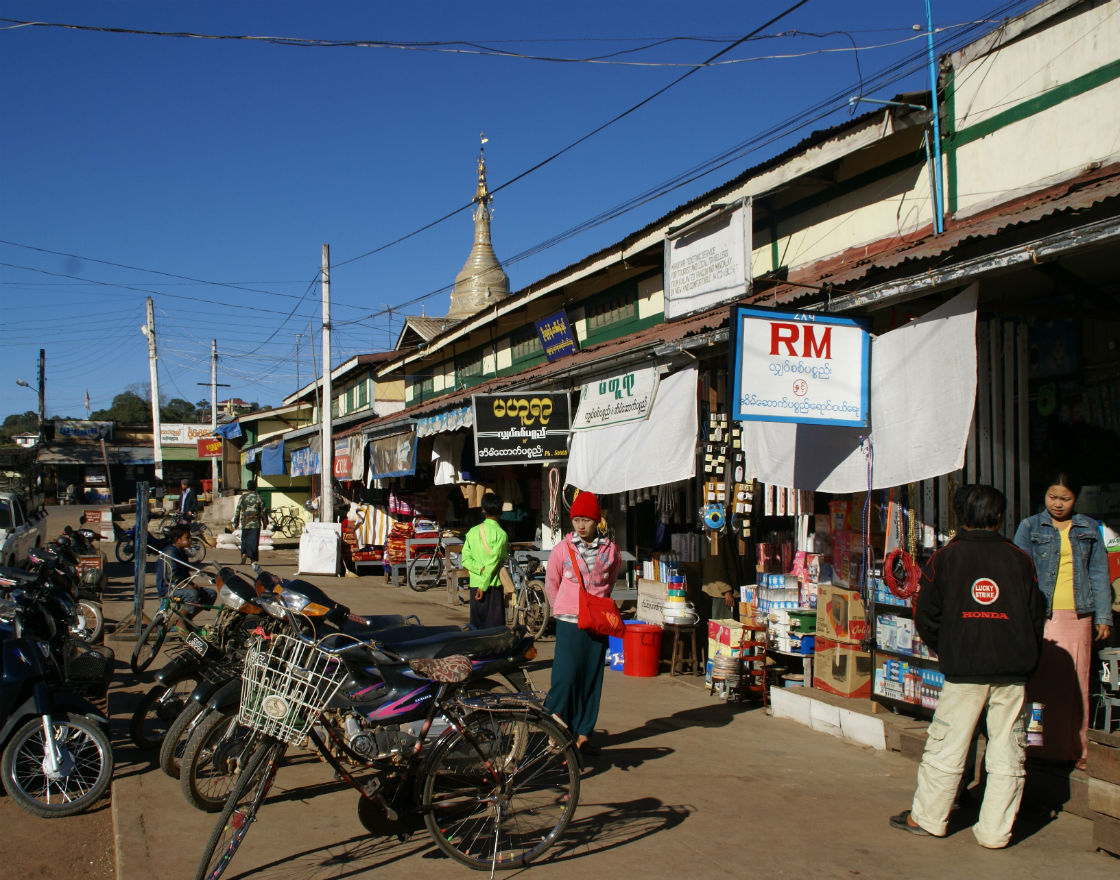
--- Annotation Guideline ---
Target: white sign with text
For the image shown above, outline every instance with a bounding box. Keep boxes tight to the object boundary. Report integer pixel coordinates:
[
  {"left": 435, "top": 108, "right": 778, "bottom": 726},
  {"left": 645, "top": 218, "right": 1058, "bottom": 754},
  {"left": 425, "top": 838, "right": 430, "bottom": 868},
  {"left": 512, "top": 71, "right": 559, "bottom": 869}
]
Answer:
[
  {"left": 664, "top": 200, "right": 751, "bottom": 320},
  {"left": 731, "top": 307, "right": 869, "bottom": 427},
  {"left": 572, "top": 367, "right": 660, "bottom": 431}
]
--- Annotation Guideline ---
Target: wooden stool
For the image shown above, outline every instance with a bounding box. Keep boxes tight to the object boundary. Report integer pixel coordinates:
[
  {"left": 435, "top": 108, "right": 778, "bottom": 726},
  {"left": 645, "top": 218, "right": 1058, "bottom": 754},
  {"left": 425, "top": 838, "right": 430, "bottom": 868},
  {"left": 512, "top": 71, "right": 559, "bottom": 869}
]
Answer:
[
  {"left": 663, "top": 623, "right": 699, "bottom": 676},
  {"left": 737, "top": 623, "right": 769, "bottom": 708}
]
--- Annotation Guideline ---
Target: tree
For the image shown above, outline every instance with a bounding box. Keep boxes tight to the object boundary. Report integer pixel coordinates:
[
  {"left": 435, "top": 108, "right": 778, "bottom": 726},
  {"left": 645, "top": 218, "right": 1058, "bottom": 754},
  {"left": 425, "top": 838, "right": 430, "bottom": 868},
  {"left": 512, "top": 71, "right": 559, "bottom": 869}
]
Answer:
[
  {"left": 90, "top": 391, "right": 150, "bottom": 423},
  {"left": 0, "top": 411, "right": 39, "bottom": 440},
  {"left": 161, "top": 398, "right": 199, "bottom": 422}
]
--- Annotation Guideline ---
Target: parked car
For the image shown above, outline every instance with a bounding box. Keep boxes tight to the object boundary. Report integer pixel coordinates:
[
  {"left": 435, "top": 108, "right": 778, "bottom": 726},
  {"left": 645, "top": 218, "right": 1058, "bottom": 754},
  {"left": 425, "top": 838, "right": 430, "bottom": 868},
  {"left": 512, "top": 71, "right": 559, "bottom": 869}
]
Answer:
[{"left": 0, "top": 491, "right": 42, "bottom": 567}]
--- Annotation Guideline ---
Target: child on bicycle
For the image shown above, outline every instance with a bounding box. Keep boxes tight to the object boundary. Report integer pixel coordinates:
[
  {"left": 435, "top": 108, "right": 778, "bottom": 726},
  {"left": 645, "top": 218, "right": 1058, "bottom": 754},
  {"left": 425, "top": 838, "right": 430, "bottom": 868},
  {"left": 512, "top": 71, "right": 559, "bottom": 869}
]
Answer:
[
  {"left": 460, "top": 492, "right": 508, "bottom": 630},
  {"left": 159, "top": 525, "right": 215, "bottom": 617}
]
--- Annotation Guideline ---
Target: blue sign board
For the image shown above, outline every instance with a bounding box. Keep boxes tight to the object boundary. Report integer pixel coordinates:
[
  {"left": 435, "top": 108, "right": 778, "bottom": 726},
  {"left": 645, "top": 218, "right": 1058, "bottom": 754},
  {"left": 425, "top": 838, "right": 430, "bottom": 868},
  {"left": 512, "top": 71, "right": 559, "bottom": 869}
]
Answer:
[{"left": 535, "top": 311, "right": 579, "bottom": 362}]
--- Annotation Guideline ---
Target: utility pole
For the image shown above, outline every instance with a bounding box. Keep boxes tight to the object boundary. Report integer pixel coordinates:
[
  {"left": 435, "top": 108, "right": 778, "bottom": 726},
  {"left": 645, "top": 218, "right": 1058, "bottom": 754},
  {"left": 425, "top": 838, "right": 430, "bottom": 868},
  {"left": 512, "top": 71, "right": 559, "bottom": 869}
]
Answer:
[
  {"left": 210, "top": 340, "right": 219, "bottom": 496},
  {"left": 320, "top": 244, "right": 334, "bottom": 524},
  {"left": 144, "top": 298, "right": 163, "bottom": 481},
  {"left": 37, "top": 348, "right": 45, "bottom": 428},
  {"left": 295, "top": 334, "right": 302, "bottom": 390}
]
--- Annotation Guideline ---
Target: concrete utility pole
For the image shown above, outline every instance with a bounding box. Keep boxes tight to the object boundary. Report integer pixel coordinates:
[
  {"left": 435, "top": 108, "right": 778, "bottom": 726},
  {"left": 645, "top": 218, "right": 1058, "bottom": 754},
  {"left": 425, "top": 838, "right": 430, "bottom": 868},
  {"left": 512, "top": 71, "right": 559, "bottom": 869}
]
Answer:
[
  {"left": 320, "top": 244, "right": 333, "bottom": 524},
  {"left": 144, "top": 298, "right": 164, "bottom": 481},
  {"left": 210, "top": 340, "right": 219, "bottom": 496}
]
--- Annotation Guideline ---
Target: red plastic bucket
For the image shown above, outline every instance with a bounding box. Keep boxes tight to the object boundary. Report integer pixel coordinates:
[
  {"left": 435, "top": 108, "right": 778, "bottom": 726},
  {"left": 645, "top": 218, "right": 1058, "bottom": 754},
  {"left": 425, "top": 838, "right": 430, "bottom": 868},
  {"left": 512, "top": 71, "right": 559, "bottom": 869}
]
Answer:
[{"left": 623, "top": 624, "right": 663, "bottom": 677}]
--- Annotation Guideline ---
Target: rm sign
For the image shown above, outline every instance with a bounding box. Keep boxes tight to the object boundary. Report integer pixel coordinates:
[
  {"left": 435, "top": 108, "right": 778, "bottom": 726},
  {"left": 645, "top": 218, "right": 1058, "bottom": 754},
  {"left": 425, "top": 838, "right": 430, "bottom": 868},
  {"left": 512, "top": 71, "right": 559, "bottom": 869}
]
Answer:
[{"left": 730, "top": 305, "right": 869, "bottom": 427}]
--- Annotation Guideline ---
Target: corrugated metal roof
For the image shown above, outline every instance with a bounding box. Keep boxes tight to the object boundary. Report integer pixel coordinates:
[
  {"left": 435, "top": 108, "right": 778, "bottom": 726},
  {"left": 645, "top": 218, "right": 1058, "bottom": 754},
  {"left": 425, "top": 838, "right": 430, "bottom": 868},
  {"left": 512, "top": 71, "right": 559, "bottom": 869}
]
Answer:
[{"left": 762, "top": 162, "right": 1120, "bottom": 306}]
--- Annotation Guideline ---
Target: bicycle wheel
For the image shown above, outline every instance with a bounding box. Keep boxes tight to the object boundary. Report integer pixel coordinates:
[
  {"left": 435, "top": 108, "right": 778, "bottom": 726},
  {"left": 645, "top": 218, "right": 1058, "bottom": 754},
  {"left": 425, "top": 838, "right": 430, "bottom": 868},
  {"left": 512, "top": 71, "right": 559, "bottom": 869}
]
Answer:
[
  {"left": 186, "top": 535, "right": 207, "bottom": 564},
  {"left": 195, "top": 738, "right": 285, "bottom": 880},
  {"left": 421, "top": 708, "right": 579, "bottom": 870},
  {"left": 280, "top": 514, "right": 303, "bottom": 539},
  {"left": 130, "top": 613, "right": 169, "bottom": 674},
  {"left": 407, "top": 552, "right": 443, "bottom": 592},
  {"left": 130, "top": 676, "right": 199, "bottom": 750},
  {"left": 1, "top": 713, "right": 113, "bottom": 818},
  {"left": 181, "top": 706, "right": 255, "bottom": 812},
  {"left": 515, "top": 579, "right": 551, "bottom": 641},
  {"left": 71, "top": 599, "right": 104, "bottom": 644},
  {"left": 159, "top": 701, "right": 205, "bottom": 779}
]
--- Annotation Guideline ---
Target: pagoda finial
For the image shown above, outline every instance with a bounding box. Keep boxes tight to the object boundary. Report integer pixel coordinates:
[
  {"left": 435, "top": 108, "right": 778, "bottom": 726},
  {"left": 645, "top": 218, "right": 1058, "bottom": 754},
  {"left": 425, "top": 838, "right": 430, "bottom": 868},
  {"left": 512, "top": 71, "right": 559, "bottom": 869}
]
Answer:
[{"left": 475, "top": 132, "right": 490, "bottom": 203}]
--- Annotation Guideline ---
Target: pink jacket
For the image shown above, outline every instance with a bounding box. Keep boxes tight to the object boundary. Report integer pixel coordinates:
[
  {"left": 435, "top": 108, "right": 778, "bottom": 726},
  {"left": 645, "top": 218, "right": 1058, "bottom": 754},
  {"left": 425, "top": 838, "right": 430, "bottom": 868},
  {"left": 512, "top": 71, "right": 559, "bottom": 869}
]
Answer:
[{"left": 544, "top": 533, "right": 622, "bottom": 619}]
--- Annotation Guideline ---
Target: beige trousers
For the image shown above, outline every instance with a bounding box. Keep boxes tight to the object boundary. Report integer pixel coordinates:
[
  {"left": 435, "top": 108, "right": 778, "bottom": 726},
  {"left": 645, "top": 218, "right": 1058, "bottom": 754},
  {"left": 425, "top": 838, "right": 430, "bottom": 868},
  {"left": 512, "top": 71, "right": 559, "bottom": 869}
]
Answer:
[{"left": 910, "top": 680, "right": 1028, "bottom": 848}]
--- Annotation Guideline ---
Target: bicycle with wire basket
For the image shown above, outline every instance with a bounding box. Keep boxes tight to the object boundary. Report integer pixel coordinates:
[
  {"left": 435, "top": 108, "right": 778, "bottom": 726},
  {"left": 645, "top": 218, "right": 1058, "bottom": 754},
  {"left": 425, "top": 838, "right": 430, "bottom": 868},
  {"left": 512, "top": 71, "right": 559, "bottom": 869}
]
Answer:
[
  {"left": 504, "top": 545, "right": 551, "bottom": 641},
  {"left": 195, "top": 592, "right": 580, "bottom": 880}
]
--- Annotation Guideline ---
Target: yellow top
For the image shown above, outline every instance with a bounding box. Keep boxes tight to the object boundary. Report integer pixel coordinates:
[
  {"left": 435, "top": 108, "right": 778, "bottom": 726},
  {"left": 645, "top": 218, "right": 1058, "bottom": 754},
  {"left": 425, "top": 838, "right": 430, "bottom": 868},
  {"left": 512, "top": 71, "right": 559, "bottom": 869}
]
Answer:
[{"left": 1052, "top": 520, "right": 1075, "bottom": 610}]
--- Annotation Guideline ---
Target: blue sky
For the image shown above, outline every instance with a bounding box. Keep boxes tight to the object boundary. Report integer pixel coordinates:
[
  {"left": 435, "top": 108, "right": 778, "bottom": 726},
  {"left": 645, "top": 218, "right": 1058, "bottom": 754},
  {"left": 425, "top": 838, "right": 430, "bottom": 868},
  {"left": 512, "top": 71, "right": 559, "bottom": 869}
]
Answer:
[{"left": 0, "top": 1, "right": 1038, "bottom": 421}]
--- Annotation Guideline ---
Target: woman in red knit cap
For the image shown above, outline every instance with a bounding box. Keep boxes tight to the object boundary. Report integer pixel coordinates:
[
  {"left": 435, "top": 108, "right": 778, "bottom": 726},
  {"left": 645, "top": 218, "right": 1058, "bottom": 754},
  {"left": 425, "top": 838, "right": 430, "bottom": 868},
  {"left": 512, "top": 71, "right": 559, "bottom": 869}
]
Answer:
[{"left": 543, "top": 490, "right": 621, "bottom": 756}]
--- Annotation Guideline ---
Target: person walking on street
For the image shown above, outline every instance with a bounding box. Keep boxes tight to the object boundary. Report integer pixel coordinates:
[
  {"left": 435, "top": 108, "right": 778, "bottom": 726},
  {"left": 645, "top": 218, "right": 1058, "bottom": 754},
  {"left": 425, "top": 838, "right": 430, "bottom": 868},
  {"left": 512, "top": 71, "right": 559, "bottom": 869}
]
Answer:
[
  {"left": 543, "top": 491, "right": 621, "bottom": 756},
  {"left": 233, "top": 479, "right": 266, "bottom": 567},
  {"left": 460, "top": 493, "right": 508, "bottom": 630},
  {"left": 1013, "top": 471, "right": 1113, "bottom": 769},
  {"left": 891, "top": 485, "right": 1044, "bottom": 849},
  {"left": 178, "top": 479, "right": 198, "bottom": 521}
]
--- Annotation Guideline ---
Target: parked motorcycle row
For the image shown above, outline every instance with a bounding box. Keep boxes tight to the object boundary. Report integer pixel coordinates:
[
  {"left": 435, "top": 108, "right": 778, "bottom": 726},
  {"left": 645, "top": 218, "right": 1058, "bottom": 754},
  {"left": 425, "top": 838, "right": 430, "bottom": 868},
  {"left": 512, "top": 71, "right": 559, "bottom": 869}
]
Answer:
[{"left": 0, "top": 524, "right": 114, "bottom": 818}]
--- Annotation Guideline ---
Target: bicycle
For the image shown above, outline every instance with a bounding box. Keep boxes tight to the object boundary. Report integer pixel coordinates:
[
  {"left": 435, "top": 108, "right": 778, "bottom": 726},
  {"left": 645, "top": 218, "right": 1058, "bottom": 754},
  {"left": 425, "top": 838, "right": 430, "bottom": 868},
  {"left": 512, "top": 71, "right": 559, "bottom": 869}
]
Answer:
[
  {"left": 406, "top": 531, "right": 461, "bottom": 592},
  {"left": 195, "top": 595, "right": 578, "bottom": 880},
  {"left": 129, "top": 560, "right": 220, "bottom": 674},
  {"left": 505, "top": 546, "right": 551, "bottom": 641},
  {"left": 267, "top": 506, "right": 306, "bottom": 539}
]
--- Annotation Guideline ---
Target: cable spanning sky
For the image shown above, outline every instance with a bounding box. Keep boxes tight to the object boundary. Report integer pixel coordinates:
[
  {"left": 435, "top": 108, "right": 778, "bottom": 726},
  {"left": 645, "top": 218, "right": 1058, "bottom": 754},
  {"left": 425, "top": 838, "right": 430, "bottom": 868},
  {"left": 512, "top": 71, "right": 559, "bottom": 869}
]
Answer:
[{"left": 0, "top": 0, "right": 1040, "bottom": 420}]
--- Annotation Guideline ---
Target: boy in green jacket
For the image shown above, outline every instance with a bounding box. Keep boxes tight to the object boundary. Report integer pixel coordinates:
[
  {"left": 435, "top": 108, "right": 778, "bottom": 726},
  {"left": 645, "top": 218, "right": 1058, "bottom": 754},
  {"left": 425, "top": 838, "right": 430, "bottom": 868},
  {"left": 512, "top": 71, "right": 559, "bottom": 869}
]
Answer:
[{"left": 460, "top": 493, "right": 508, "bottom": 629}]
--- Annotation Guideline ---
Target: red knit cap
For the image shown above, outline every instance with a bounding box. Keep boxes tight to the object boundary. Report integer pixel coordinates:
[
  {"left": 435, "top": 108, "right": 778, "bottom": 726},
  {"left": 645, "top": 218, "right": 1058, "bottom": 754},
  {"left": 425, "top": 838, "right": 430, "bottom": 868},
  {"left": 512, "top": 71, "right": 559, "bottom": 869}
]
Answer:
[{"left": 569, "top": 491, "right": 601, "bottom": 521}]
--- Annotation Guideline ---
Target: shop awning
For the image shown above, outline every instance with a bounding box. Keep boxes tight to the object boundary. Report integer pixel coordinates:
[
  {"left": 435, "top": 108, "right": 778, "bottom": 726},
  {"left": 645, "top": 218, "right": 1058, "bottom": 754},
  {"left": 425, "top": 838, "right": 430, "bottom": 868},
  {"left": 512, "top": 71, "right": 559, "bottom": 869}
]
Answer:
[
  {"left": 416, "top": 405, "right": 473, "bottom": 437},
  {"left": 213, "top": 421, "right": 242, "bottom": 440},
  {"left": 367, "top": 429, "right": 417, "bottom": 479},
  {"left": 566, "top": 367, "right": 698, "bottom": 494},
  {"left": 36, "top": 444, "right": 107, "bottom": 465}
]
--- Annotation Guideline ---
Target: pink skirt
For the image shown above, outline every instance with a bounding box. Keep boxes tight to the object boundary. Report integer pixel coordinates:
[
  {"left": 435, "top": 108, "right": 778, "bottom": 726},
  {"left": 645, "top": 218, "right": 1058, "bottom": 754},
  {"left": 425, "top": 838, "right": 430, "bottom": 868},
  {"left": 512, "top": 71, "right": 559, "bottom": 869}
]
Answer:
[{"left": 1026, "top": 610, "right": 1093, "bottom": 763}]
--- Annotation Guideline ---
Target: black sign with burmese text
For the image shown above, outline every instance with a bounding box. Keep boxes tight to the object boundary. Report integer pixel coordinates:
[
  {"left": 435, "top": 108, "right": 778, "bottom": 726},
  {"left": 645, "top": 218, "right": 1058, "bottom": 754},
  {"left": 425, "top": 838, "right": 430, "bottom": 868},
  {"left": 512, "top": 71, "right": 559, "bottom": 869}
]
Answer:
[{"left": 471, "top": 392, "right": 571, "bottom": 466}]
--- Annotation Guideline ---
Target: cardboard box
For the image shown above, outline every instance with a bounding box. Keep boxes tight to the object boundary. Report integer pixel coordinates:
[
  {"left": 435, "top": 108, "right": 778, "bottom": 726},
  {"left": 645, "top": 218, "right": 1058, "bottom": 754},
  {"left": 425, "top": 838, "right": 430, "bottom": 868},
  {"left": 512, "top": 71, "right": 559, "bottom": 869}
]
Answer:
[
  {"left": 637, "top": 578, "right": 668, "bottom": 626},
  {"left": 816, "top": 583, "right": 868, "bottom": 643},
  {"left": 814, "top": 635, "right": 872, "bottom": 698}
]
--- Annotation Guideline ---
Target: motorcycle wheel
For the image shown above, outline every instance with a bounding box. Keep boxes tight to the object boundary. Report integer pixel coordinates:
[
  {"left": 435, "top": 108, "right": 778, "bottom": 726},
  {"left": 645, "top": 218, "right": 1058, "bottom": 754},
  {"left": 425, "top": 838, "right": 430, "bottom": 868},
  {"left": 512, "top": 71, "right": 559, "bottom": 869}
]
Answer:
[
  {"left": 130, "top": 677, "right": 200, "bottom": 750},
  {"left": 181, "top": 707, "right": 255, "bottom": 813},
  {"left": 115, "top": 538, "right": 135, "bottom": 564},
  {"left": 195, "top": 738, "right": 285, "bottom": 880},
  {"left": 159, "top": 701, "right": 206, "bottom": 780},
  {"left": 130, "top": 614, "right": 169, "bottom": 674},
  {"left": 71, "top": 599, "right": 104, "bottom": 644},
  {"left": 1, "top": 712, "right": 113, "bottom": 818}
]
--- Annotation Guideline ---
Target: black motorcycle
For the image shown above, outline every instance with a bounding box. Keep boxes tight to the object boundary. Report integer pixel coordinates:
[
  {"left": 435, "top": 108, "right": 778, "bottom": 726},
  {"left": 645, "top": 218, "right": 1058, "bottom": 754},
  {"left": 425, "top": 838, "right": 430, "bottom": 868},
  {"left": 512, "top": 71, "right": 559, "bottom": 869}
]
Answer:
[{"left": 0, "top": 572, "right": 114, "bottom": 818}]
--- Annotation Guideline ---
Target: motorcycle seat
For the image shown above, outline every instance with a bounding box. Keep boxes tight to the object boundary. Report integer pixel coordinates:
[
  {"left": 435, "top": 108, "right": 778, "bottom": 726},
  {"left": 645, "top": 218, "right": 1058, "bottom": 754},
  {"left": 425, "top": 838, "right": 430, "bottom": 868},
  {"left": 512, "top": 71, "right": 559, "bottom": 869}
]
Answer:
[
  {"left": 379, "top": 625, "right": 522, "bottom": 661},
  {"left": 0, "top": 565, "right": 40, "bottom": 587}
]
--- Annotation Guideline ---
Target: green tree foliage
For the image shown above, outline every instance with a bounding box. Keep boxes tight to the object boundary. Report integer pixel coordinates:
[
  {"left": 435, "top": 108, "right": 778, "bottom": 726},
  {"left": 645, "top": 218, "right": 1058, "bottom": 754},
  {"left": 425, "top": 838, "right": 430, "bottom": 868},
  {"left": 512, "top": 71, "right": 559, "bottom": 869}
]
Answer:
[
  {"left": 90, "top": 391, "right": 150, "bottom": 423},
  {"left": 161, "top": 398, "right": 200, "bottom": 422},
  {"left": 0, "top": 411, "right": 39, "bottom": 440}
]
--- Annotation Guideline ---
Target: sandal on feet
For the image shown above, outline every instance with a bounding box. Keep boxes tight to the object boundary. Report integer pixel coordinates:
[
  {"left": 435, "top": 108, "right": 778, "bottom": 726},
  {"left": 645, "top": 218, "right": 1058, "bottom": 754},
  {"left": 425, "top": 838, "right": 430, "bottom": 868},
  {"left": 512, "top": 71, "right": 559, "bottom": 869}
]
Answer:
[{"left": 889, "top": 811, "right": 931, "bottom": 836}]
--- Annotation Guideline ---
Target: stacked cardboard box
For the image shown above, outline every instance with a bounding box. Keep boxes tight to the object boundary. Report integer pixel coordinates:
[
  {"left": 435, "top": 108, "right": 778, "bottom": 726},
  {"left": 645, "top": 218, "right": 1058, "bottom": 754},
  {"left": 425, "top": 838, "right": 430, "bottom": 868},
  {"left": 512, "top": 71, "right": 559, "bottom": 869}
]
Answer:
[{"left": 813, "top": 582, "right": 871, "bottom": 697}]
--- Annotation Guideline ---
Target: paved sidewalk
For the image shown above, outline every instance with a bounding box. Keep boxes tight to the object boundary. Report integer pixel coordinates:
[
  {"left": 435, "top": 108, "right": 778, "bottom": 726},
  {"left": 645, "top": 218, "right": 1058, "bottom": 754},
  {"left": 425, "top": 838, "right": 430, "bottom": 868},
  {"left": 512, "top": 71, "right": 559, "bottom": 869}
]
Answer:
[{"left": 100, "top": 543, "right": 1117, "bottom": 880}]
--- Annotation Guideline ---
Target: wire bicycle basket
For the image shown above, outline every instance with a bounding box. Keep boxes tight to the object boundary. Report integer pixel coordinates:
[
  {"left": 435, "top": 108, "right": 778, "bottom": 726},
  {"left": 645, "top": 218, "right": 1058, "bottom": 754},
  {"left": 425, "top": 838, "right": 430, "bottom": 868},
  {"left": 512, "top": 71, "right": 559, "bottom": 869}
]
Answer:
[{"left": 239, "top": 633, "right": 348, "bottom": 745}]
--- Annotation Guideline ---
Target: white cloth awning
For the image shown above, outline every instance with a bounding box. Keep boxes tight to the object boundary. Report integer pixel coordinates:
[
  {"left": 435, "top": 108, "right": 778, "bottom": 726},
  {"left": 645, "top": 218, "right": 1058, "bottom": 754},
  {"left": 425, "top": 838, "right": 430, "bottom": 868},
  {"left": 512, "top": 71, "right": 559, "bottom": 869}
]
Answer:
[
  {"left": 566, "top": 367, "right": 697, "bottom": 494},
  {"left": 742, "top": 286, "right": 978, "bottom": 492}
]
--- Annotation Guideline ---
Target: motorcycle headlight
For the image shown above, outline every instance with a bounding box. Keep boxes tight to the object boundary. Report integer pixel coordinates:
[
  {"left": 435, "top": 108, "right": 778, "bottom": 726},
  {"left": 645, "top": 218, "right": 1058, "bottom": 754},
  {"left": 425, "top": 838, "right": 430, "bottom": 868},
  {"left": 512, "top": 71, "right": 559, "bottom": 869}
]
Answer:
[
  {"left": 273, "top": 586, "right": 329, "bottom": 617},
  {"left": 219, "top": 584, "right": 260, "bottom": 614}
]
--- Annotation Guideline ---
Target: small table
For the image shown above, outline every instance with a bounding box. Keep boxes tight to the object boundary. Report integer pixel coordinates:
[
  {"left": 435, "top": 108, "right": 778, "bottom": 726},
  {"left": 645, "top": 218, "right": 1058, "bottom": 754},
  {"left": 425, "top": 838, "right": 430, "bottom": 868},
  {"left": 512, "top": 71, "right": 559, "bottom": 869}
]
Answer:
[{"left": 662, "top": 623, "right": 700, "bottom": 676}]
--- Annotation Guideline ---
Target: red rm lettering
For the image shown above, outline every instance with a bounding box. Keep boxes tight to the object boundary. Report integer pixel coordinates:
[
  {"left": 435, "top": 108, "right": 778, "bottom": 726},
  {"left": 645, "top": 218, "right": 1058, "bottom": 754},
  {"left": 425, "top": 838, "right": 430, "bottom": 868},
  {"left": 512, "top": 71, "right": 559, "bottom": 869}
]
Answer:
[
  {"left": 769, "top": 322, "right": 799, "bottom": 355},
  {"left": 802, "top": 326, "right": 832, "bottom": 359}
]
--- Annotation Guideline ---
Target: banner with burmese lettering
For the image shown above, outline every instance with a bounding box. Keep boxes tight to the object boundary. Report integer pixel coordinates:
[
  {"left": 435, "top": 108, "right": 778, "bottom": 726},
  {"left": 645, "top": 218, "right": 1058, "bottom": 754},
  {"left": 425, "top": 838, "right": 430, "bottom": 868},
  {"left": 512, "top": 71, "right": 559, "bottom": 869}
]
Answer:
[{"left": 471, "top": 392, "right": 571, "bottom": 466}]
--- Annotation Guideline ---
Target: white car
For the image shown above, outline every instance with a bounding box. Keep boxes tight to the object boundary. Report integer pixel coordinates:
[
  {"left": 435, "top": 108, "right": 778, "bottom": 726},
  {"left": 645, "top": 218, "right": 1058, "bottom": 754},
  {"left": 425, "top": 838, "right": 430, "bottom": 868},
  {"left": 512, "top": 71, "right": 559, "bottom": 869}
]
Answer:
[{"left": 0, "top": 491, "right": 42, "bottom": 568}]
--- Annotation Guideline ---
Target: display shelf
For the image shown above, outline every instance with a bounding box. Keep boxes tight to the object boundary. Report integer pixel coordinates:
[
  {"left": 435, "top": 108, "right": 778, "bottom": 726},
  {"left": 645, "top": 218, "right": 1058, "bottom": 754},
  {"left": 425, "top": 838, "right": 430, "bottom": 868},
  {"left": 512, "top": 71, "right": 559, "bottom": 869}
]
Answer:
[{"left": 870, "top": 579, "right": 941, "bottom": 716}]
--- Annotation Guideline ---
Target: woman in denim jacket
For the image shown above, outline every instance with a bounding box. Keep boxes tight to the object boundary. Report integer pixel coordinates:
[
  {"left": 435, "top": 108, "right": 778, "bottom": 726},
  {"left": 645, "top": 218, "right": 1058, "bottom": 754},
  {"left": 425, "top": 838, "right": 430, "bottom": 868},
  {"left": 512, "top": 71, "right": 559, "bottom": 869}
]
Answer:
[{"left": 1014, "top": 472, "right": 1112, "bottom": 768}]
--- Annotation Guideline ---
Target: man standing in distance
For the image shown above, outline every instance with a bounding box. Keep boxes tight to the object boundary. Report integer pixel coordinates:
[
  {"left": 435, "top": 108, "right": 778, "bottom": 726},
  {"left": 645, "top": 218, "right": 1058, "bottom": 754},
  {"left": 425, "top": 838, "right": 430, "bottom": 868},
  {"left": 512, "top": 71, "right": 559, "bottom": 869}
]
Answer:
[{"left": 891, "top": 484, "right": 1044, "bottom": 848}]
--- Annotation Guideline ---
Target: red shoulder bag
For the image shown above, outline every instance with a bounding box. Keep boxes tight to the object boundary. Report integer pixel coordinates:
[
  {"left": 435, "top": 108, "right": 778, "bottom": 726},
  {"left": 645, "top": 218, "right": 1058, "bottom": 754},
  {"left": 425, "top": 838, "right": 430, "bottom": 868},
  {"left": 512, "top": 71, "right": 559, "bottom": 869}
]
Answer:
[{"left": 566, "top": 542, "right": 624, "bottom": 638}]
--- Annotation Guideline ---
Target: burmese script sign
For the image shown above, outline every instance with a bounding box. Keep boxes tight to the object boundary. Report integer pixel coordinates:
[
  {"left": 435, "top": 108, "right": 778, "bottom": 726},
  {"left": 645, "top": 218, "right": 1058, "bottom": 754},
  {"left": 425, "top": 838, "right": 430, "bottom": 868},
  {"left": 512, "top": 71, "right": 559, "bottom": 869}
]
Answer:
[
  {"left": 663, "top": 200, "right": 751, "bottom": 320},
  {"left": 535, "top": 311, "right": 579, "bottom": 361},
  {"left": 196, "top": 437, "right": 223, "bottom": 459},
  {"left": 572, "top": 367, "right": 660, "bottom": 431},
  {"left": 472, "top": 393, "right": 571, "bottom": 466},
  {"left": 161, "top": 423, "right": 214, "bottom": 446},
  {"left": 730, "top": 306, "right": 869, "bottom": 428}
]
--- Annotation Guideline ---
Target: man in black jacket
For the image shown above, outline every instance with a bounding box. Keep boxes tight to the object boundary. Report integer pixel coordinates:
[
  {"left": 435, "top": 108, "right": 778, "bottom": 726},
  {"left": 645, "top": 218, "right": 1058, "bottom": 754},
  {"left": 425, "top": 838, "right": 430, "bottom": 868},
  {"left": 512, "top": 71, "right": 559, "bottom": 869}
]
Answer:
[{"left": 891, "top": 484, "right": 1044, "bottom": 849}]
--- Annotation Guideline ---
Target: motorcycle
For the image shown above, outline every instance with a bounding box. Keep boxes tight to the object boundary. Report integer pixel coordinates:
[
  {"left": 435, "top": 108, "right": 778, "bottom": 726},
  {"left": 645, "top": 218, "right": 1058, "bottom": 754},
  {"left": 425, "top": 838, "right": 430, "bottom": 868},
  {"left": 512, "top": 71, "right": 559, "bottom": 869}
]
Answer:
[
  {"left": 26, "top": 545, "right": 103, "bottom": 645},
  {"left": 0, "top": 575, "right": 114, "bottom": 818},
  {"left": 115, "top": 519, "right": 207, "bottom": 566}
]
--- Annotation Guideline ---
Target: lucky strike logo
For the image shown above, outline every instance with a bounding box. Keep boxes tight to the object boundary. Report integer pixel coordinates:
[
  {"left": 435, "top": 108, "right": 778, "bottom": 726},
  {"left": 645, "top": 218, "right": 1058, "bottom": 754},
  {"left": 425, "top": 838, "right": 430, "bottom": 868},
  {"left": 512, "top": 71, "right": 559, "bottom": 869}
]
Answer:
[{"left": 971, "top": 577, "right": 1000, "bottom": 606}]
